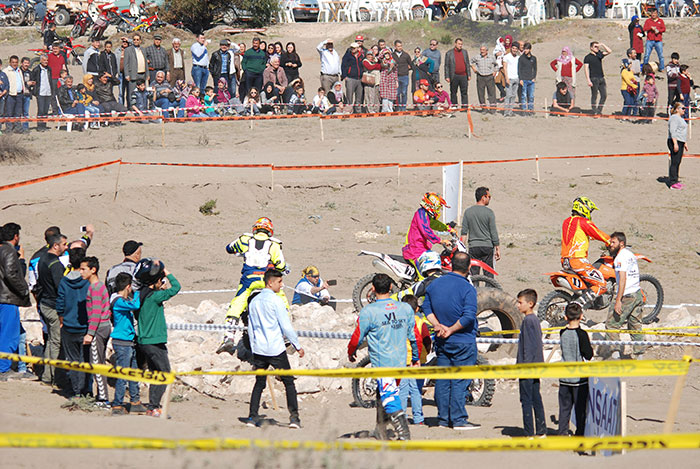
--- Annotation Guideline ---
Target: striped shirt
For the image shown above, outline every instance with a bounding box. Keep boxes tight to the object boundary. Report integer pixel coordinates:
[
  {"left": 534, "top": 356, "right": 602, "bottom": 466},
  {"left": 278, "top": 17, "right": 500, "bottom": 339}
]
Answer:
[{"left": 86, "top": 282, "right": 111, "bottom": 336}]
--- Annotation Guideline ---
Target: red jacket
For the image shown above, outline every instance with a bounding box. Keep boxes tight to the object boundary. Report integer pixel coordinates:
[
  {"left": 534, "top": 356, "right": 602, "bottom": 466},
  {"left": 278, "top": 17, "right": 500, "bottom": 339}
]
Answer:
[{"left": 643, "top": 18, "right": 665, "bottom": 42}]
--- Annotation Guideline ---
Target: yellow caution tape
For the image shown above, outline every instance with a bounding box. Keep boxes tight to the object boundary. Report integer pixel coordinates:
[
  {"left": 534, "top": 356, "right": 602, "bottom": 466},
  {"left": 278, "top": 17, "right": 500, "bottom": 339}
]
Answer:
[
  {"left": 177, "top": 359, "right": 691, "bottom": 380},
  {"left": 479, "top": 328, "right": 700, "bottom": 338},
  {"left": 0, "top": 353, "right": 174, "bottom": 385},
  {"left": 0, "top": 432, "right": 699, "bottom": 452}
]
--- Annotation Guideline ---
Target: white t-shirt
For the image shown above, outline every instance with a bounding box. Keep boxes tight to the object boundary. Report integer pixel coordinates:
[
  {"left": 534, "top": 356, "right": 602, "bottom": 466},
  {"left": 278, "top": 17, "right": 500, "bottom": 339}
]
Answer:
[
  {"left": 614, "top": 247, "right": 640, "bottom": 296},
  {"left": 503, "top": 53, "right": 519, "bottom": 81}
]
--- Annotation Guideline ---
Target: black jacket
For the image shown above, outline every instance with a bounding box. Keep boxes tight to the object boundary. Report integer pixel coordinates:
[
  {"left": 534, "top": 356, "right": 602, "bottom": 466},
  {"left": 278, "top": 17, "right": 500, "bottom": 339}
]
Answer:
[
  {"left": 37, "top": 252, "right": 65, "bottom": 308},
  {"left": 30, "top": 64, "right": 55, "bottom": 98},
  {"left": 57, "top": 85, "right": 77, "bottom": 108},
  {"left": 98, "top": 50, "right": 119, "bottom": 81},
  {"left": 0, "top": 242, "right": 30, "bottom": 307},
  {"left": 341, "top": 51, "right": 363, "bottom": 80},
  {"left": 209, "top": 49, "right": 232, "bottom": 80}
]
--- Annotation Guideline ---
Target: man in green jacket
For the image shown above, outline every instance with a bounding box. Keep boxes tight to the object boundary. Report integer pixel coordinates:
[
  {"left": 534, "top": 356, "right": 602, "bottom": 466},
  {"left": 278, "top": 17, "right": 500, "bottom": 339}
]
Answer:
[
  {"left": 135, "top": 259, "right": 180, "bottom": 417},
  {"left": 242, "top": 37, "right": 267, "bottom": 98}
]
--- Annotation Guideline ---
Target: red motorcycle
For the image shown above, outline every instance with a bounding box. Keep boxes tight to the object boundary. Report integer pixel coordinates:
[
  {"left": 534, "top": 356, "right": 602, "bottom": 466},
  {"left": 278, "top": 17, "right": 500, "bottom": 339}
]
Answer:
[
  {"left": 0, "top": 2, "right": 24, "bottom": 26},
  {"left": 40, "top": 8, "right": 54, "bottom": 33},
  {"left": 29, "top": 36, "right": 85, "bottom": 67},
  {"left": 71, "top": 10, "right": 92, "bottom": 38},
  {"left": 132, "top": 9, "right": 165, "bottom": 33}
]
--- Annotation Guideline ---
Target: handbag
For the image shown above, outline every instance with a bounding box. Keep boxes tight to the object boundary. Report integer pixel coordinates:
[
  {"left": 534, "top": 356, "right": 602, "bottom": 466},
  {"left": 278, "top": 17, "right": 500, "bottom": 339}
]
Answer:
[{"left": 361, "top": 72, "right": 376, "bottom": 86}]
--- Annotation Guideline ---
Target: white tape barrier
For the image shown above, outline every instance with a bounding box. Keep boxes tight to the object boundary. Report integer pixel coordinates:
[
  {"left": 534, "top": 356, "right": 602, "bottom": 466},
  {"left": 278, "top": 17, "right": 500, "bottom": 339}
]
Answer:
[{"left": 179, "top": 287, "right": 354, "bottom": 303}]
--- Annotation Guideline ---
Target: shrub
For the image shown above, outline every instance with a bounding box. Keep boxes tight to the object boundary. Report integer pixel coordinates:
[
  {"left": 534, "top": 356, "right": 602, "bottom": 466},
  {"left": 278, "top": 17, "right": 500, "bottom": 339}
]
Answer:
[
  {"left": 199, "top": 199, "right": 220, "bottom": 216},
  {"left": 162, "top": 0, "right": 279, "bottom": 33}
]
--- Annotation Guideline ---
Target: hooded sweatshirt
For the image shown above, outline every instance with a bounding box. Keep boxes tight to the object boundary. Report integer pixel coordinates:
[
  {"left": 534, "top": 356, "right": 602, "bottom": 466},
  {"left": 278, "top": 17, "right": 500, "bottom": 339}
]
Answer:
[
  {"left": 110, "top": 290, "right": 141, "bottom": 345},
  {"left": 56, "top": 270, "right": 90, "bottom": 334},
  {"left": 137, "top": 274, "right": 181, "bottom": 345}
]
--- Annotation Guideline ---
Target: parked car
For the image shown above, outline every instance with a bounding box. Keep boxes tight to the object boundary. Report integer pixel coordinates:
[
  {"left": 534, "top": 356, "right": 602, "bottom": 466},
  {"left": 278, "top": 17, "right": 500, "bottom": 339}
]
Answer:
[{"left": 289, "top": 0, "right": 319, "bottom": 21}]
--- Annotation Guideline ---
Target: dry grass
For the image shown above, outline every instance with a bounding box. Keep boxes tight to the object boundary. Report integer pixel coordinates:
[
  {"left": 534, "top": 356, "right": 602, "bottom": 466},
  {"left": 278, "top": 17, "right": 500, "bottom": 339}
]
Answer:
[{"left": 0, "top": 134, "right": 40, "bottom": 163}]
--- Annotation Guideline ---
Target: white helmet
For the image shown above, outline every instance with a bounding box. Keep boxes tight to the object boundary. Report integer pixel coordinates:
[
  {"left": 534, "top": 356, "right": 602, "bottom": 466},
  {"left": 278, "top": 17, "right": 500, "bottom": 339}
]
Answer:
[{"left": 417, "top": 251, "right": 441, "bottom": 275}]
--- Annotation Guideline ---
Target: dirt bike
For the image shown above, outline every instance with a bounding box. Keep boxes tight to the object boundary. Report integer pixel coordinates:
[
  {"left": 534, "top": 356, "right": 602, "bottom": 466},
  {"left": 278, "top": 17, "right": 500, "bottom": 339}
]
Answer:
[
  {"left": 29, "top": 36, "right": 85, "bottom": 67},
  {"left": 40, "top": 8, "right": 54, "bottom": 33},
  {"left": 132, "top": 10, "right": 165, "bottom": 33},
  {"left": 538, "top": 252, "right": 664, "bottom": 326},
  {"left": 351, "top": 353, "right": 495, "bottom": 409},
  {"left": 71, "top": 10, "right": 92, "bottom": 38},
  {"left": 13, "top": 0, "right": 35, "bottom": 25},
  {"left": 0, "top": 2, "right": 25, "bottom": 25}
]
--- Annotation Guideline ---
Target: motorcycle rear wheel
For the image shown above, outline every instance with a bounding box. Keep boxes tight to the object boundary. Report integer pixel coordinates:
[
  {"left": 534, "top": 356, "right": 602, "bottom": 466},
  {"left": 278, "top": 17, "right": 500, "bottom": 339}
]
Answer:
[
  {"left": 639, "top": 274, "right": 664, "bottom": 324},
  {"left": 10, "top": 8, "right": 25, "bottom": 26},
  {"left": 538, "top": 290, "right": 574, "bottom": 325},
  {"left": 352, "top": 273, "right": 401, "bottom": 312},
  {"left": 71, "top": 24, "right": 82, "bottom": 38}
]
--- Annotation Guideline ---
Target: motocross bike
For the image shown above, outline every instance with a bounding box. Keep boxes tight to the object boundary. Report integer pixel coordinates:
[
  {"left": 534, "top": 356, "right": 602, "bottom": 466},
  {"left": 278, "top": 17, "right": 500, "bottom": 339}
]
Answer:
[
  {"left": 0, "top": 2, "right": 25, "bottom": 26},
  {"left": 71, "top": 10, "right": 92, "bottom": 38},
  {"left": 538, "top": 252, "right": 663, "bottom": 326},
  {"left": 29, "top": 36, "right": 85, "bottom": 67},
  {"left": 132, "top": 10, "right": 165, "bottom": 33},
  {"left": 13, "top": 0, "right": 35, "bottom": 25},
  {"left": 40, "top": 8, "right": 54, "bottom": 33},
  {"left": 351, "top": 353, "right": 495, "bottom": 409}
]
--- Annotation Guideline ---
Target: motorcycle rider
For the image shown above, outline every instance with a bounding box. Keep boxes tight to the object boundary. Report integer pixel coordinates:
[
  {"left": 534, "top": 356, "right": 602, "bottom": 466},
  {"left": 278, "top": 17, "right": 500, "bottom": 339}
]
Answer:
[
  {"left": 397, "top": 251, "right": 444, "bottom": 301},
  {"left": 216, "top": 217, "right": 288, "bottom": 355},
  {"left": 561, "top": 197, "right": 610, "bottom": 307},
  {"left": 403, "top": 192, "right": 454, "bottom": 279}
]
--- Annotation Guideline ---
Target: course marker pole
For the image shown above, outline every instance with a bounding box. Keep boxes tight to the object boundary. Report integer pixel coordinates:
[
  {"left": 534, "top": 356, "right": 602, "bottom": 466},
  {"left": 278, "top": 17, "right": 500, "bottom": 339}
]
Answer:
[
  {"left": 544, "top": 98, "right": 548, "bottom": 119},
  {"left": 161, "top": 118, "right": 165, "bottom": 148},
  {"left": 270, "top": 166, "right": 274, "bottom": 192},
  {"left": 397, "top": 165, "right": 400, "bottom": 187},
  {"left": 267, "top": 376, "right": 279, "bottom": 410},
  {"left": 663, "top": 352, "right": 692, "bottom": 433},
  {"left": 319, "top": 116, "right": 324, "bottom": 141},
  {"left": 113, "top": 159, "right": 122, "bottom": 201},
  {"left": 535, "top": 154, "right": 541, "bottom": 182},
  {"left": 621, "top": 380, "right": 628, "bottom": 455}
]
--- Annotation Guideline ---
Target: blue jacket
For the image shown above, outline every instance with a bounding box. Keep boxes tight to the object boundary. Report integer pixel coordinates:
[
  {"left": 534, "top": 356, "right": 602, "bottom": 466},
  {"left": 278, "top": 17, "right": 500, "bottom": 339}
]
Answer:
[
  {"left": 56, "top": 270, "right": 90, "bottom": 334},
  {"left": 110, "top": 290, "right": 141, "bottom": 343},
  {"left": 356, "top": 298, "right": 418, "bottom": 368},
  {"left": 422, "top": 272, "right": 477, "bottom": 345}
]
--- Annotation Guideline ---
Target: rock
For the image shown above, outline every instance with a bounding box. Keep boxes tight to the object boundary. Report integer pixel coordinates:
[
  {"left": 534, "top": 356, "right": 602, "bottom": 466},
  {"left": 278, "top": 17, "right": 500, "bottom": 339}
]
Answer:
[
  {"left": 295, "top": 377, "right": 321, "bottom": 394},
  {"left": 662, "top": 307, "right": 699, "bottom": 328}
]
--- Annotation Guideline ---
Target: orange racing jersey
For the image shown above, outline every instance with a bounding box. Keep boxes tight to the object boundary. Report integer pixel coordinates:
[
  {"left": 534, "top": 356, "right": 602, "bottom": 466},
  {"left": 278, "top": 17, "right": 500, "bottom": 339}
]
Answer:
[{"left": 560, "top": 216, "right": 610, "bottom": 258}]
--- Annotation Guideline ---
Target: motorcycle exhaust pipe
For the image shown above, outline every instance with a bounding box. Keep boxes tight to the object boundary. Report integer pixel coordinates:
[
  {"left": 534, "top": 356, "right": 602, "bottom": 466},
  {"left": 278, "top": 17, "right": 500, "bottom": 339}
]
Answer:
[{"left": 555, "top": 278, "right": 570, "bottom": 289}]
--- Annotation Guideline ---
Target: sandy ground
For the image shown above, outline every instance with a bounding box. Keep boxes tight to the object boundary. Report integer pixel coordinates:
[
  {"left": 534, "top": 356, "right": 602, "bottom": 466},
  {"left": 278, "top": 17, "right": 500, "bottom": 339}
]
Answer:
[{"left": 1, "top": 17, "right": 700, "bottom": 467}]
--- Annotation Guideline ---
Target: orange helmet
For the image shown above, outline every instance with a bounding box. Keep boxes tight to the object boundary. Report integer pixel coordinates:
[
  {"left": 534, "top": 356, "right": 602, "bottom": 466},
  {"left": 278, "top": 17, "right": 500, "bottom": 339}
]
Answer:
[
  {"left": 421, "top": 192, "right": 449, "bottom": 219},
  {"left": 252, "top": 217, "right": 273, "bottom": 236}
]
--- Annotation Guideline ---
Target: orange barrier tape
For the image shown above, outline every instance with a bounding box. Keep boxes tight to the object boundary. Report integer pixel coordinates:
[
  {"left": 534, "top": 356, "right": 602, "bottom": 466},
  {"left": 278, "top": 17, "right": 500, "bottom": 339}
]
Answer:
[
  {"left": 121, "top": 162, "right": 273, "bottom": 169},
  {"left": 0, "top": 160, "right": 120, "bottom": 192},
  {"left": 273, "top": 162, "right": 400, "bottom": 171},
  {"left": 320, "top": 108, "right": 444, "bottom": 120}
]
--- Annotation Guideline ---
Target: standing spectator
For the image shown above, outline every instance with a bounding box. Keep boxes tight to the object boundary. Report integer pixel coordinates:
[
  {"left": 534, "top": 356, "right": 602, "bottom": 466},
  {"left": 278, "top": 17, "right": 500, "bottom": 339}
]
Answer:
[
  {"left": 0, "top": 59, "right": 8, "bottom": 118},
  {"left": 678, "top": 65, "right": 692, "bottom": 120},
  {"left": 190, "top": 34, "right": 209, "bottom": 91},
  {"left": 0, "top": 223, "right": 30, "bottom": 379},
  {"left": 518, "top": 43, "right": 537, "bottom": 115},
  {"left": 4, "top": 56, "right": 25, "bottom": 132},
  {"left": 422, "top": 252, "right": 480, "bottom": 430},
  {"left": 231, "top": 41, "right": 244, "bottom": 96},
  {"left": 398, "top": 295, "right": 430, "bottom": 426},
  {"left": 380, "top": 49, "right": 398, "bottom": 112},
  {"left": 666, "top": 52, "right": 681, "bottom": 108},
  {"left": 422, "top": 39, "right": 441, "bottom": 84},
  {"left": 584, "top": 41, "right": 612, "bottom": 115},
  {"left": 392, "top": 40, "right": 412, "bottom": 111},
  {"left": 56, "top": 246, "right": 90, "bottom": 398},
  {"left": 493, "top": 37, "right": 507, "bottom": 102},
  {"left": 362, "top": 50, "right": 381, "bottom": 113},
  {"left": 80, "top": 256, "right": 111, "bottom": 406},
  {"left": 628, "top": 16, "right": 645, "bottom": 58},
  {"left": 167, "top": 38, "right": 186, "bottom": 85},
  {"left": 83, "top": 39, "right": 100, "bottom": 76},
  {"left": 349, "top": 35, "right": 368, "bottom": 58},
  {"left": 144, "top": 34, "right": 169, "bottom": 84},
  {"left": 317, "top": 39, "right": 341, "bottom": 93},
  {"left": 666, "top": 102, "right": 688, "bottom": 189},
  {"left": 341, "top": 43, "right": 364, "bottom": 114},
  {"left": 604, "top": 232, "right": 646, "bottom": 355},
  {"left": 246, "top": 269, "right": 305, "bottom": 429},
  {"left": 471, "top": 45, "right": 499, "bottom": 112},
  {"left": 263, "top": 56, "right": 289, "bottom": 104},
  {"left": 281, "top": 42, "right": 302, "bottom": 85},
  {"left": 502, "top": 44, "right": 519, "bottom": 116},
  {"left": 123, "top": 33, "right": 147, "bottom": 99},
  {"left": 115, "top": 37, "right": 130, "bottom": 105},
  {"left": 20, "top": 57, "right": 32, "bottom": 132},
  {"left": 134, "top": 260, "right": 180, "bottom": 416},
  {"left": 516, "top": 289, "right": 546, "bottom": 437},
  {"left": 641, "top": 74, "right": 658, "bottom": 120},
  {"left": 43, "top": 23, "right": 60, "bottom": 48},
  {"left": 620, "top": 59, "right": 638, "bottom": 116},
  {"left": 596, "top": 0, "right": 606, "bottom": 17},
  {"left": 30, "top": 54, "right": 54, "bottom": 131},
  {"left": 411, "top": 48, "right": 434, "bottom": 95},
  {"left": 444, "top": 38, "right": 471, "bottom": 108},
  {"left": 558, "top": 303, "right": 593, "bottom": 436},
  {"left": 643, "top": 9, "right": 665, "bottom": 72},
  {"left": 210, "top": 40, "right": 233, "bottom": 94},
  {"left": 550, "top": 47, "right": 582, "bottom": 104},
  {"left": 460, "top": 186, "right": 500, "bottom": 278},
  {"left": 242, "top": 38, "right": 267, "bottom": 97},
  {"left": 47, "top": 42, "right": 67, "bottom": 91},
  {"left": 347, "top": 273, "right": 416, "bottom": 439}
]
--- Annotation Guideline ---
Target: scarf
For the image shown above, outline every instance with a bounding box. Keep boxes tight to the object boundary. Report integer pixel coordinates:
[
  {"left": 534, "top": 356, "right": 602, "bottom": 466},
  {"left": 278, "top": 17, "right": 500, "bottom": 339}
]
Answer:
[
  {"left": 217, "top": 77, "right": 231, "bottom": 102},
  {"left": 331, "top": 80, "right": 343, "bottom": 102},
  {"left": 556, "top": 47, "right": 575, "bottom": 87},
  {"left": 504, "top": 35, "right": 513, "bottom": 50},
  {"left": 82, "top": 74, "right": 95, "bottom": 92}
]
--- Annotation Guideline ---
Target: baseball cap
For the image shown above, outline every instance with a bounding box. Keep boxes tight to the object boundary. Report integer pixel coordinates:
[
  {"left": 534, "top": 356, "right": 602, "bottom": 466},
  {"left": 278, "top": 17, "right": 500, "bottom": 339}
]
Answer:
[
  {"left": 355, "top": 35, "right": 365, "bottom": 41},
  {"left": 220, "top": 39, "right": 228, "bottom": 45},
  {"left": 303, "top": 265, "right": 320, "bottom": 277},
  {"left": 350, "top": 42, "right": 359, "bottom": 49},
  {"left": 154, "top": 34, "right": 162, "bottom": 40},
  {"left": 123, "top": 240, "right": 143, "bottom": 256},
  {"left": 419, "top": 79, "right": 430, "bottom": 86}
]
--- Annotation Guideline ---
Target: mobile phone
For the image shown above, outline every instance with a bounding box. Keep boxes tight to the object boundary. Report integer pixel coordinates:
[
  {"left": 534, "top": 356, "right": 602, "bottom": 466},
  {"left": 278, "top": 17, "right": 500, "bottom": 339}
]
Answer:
[
  {"left": 327, "top": 279, "right": 337, "bottom": 286},
  {"left": 80, "top": 225, "right": 87, "bottom": 233}
]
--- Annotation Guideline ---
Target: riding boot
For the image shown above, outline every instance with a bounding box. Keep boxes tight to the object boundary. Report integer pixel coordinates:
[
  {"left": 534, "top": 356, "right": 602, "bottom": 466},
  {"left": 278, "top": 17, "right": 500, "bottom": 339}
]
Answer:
[
  {"left": 389, "top": 410, "right": 411, "bottom": 441},
  {"left": 574, "top": 289, "right": 596, "bottom": 309},
  {"left": 374, "top": 392, "right": 390, "bottom": 440}
]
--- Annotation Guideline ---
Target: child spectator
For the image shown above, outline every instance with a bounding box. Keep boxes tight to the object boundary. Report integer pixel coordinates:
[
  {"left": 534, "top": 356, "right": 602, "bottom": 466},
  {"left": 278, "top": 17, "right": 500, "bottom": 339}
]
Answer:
[
  {"left": 57, "top": 68, "right": 68, "bottom": 88},
  {"left": 134, "top": 260, "right": 180, "bottom": 417},
  {"left": 398, "top": 295, "right": 431, "bottom": 425},
  {"left": 185, "top": 87, "right": 208, "bottom": 117},
  {"left": 130, "top": 79, "right": 152, "bottom": 119},
  {"left": 641, "top": 75, "right": 658, "bottom": 122},
  {"left": 678, "top": 65, "right": 692, "bottom": 120},
  {"left": 75, "top": 82, "right": 100, "bottom": 129},
  {"left": 413, "top": 79, "right": 437, "bottom": 109},
  {"left": 260, "top": 81, "right": 279, "bottom": 114},
  {"left": 243, "top": 87, "right": 261, "bottom": 116},
  {"left": 109, "top": 272, "right": 147, "bottom": 416},
  {"left": 203, "top": 86, "right": 217, "bottom": 116},
  {"left": 311, "top": 87, "right": 335, "bottom": 115},
  {"left": 558, "top": 303, "right": 593, "bottom": 436},
  {"left": 516, "top": 288, "right": 546, "bottom": 437},
  {"left": 79, "top": 256, "right": 111, "bottom": 407},
  {"left": 288, "top": 86, "right": 311, "bottom": 114}
]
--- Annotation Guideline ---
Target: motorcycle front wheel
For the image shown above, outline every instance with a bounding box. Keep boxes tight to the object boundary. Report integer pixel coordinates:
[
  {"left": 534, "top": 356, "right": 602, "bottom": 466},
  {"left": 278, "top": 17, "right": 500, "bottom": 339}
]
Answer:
[
  {"left": 71, "top": 24, "right": 82, "bottom": 38},
  {"left": 10, "top": 8, "right": 25, "bottom": 26},
  {"left": 639, "top": 274, "right": 664, "bottom": 324},
  {"left": 25, "top": 9, "right": 35, "bottom": 25},
  {"left": 352, "top": 273, "right": 401, "bottom": 312},
  {"left": 537, "top": 290, "right": 574, "bottom": 325},
  {"left": 471, "top": 275, "right": 501, "bottom": 290}
]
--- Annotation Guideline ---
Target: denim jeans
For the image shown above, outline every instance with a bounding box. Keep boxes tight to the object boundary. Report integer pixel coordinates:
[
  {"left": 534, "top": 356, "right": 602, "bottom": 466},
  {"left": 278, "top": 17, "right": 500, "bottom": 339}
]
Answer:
[
  {"left": 434, "top": 340, "right": 477, "bottom": 427},
  {"left": 655, "top": 0, "right": 671, "bottom": 14},
  {"left": 399, "top": 378, "right": 424, "bottom": 423},
  {"left": 112, "top": 344, "right": 140, "bottom": 406},
  {"left": 520, "top": 80, "right": 535, "bottom": 111},
  {"left": 397, "top": 75, "right": 409, "bottom": 110},
  {"left": 643, "top": 40, "right": 664, "bottom": 71},
  {"left": 519, "top": 378, "right": 546, "bottom": 436},
  {"left": 596, "top": 0, "right": 606, "bottom": 17},
  {"left": 17, "top": 328, "right": 27, "bottom": 372},
  {"left": 621, "top": 89, "right": 637, "bottom": 116},
  {"left": 155, "top": 97, "right": 178, "bottom": 117},
  {"left": 191, "top": 65, "right": 209, "bottom": 92},
  {"left": 22, "top": 95, "right": 30, "bottom": 130},
  {"left": 0, "top": 304, "right": 20, "bottom": 373}
]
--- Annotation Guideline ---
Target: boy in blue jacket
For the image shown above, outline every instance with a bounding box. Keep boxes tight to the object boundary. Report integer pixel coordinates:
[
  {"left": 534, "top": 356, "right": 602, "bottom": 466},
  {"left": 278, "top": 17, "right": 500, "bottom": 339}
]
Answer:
[{"left": 109, "top": 272, "right": 148, "bottom": 415}]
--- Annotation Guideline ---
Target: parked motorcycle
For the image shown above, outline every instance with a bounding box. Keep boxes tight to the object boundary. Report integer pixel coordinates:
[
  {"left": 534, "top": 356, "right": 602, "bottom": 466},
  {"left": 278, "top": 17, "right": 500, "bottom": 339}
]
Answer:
[
  {"left": 40, "top": 8, "right": 54, "bottom": 33},
  {"left": 13, "top": 0, "right": 36, "bottom": 25},
  {"left": 71, "top": 10, "right": 92, "bottom": 38},
  {"left": 29, "top": 36, "right": 85, "bottom": 67},
  {"left": 0, "top": 2, "right": 25, "bottom": 26},
  {"left": 538, "top": 252, "right": 663, "bottom": 326},
  {"left": 132, "top": 9, "right": 165, "bottom": 33}
]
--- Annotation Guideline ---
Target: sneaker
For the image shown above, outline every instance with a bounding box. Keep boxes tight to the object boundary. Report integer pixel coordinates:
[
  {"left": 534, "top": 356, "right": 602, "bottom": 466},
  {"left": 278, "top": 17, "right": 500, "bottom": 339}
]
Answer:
[
  {"left": 129, "top": 402, "right": 148, "bottom": 414},
  {"left": 111, "top": 406, "right": 127, "bottom": 416},
  {"left": 244, "top": 416, "right": 260, "bottom": 428},
  {"left": 670, "top": 183, "right": 683, "bottom": 190},
  {"left": 94, "top": 400, "right": 111, "bottom": 410},
  {"left": 453, "top": 422, "right": 481, "bottom": 430},
  {"left": 0, "top": 371, "right": 20, "bottom": 380},
  {"left": 289, "top": 418, "right": 301, "bottom": 429},
  {"left": 146, "top": 408, "right": 162, "bottom": 418}
]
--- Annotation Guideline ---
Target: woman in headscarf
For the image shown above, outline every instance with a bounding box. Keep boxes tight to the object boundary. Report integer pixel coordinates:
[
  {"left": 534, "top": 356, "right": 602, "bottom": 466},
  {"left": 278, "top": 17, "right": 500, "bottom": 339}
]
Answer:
[
  {"left": 550, "top": 46, "right": 583, "bottom": 103},
  {"left": 216, "top": 77, "right": 243, "bottom": 114},
  {"left": 628, "top": 16, "right": 644, "bottom": 58},
  {"left": 379, "top": 48, "right": 398, "bottom": 112},
  {"left": 362, "top": 50, "right": 381, "bottom": 113},
  {"left": 327, "top": 80, "right": 348, "bottom": 114},
  {"left": 494, "top": 37, "right": 507, "bottom": 101},
  {"left": 174, "top": 79, "right": 193, "bottom": 117}
]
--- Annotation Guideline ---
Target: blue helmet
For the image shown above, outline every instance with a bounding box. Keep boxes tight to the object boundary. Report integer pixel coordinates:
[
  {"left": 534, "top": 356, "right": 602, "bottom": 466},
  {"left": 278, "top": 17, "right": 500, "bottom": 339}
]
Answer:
[{"left": 417, "top": 251, "right": 442, "bottom": 275}]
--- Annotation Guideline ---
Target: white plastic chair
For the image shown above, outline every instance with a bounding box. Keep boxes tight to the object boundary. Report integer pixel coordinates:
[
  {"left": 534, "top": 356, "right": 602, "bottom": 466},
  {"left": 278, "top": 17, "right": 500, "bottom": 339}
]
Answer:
[
  {"left": 385, "top": 0, "right": 403, "bottom": 20},
  {"left": 278, "top": 0, "right": 295, "bottom": 22},
  {"left": 337, "top": 0, "right": 356, "bottom": 21},
  {"left": 348, "top": 0, "right": 364, "bottom": 20},
  {"left": 611, "top": 0, "right": 639, "bottom": 17},
  {"left": 317, "top": 0, "right": 332, "bottom": 21},
  {"left": 369, "top": 0, "right": 388, "bottom": 20},
  {"left": 399, "top": 0, "right": 413, "bottom": 19},
  {"left": 520, "top": 0, "right": 544, "bottom": 25}
]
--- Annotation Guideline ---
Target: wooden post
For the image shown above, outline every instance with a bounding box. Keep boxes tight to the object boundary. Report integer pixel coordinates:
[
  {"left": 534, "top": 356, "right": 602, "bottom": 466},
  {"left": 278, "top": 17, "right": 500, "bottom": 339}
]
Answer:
[
  {"left": 535, "top": 154, "right": 541, "bottom": 182},
  {"left": 270, "top": 166, "right": 274, "bottom": 192},
  {"left": 663, "top": 348, "right": 692, "bottom": 433},
  {"left": 113, "top": 160, "right": 122, "bottom": 201},
  {"left": 161, "top": 117, "right": 165, "bottom": 148},
  {"left": 397, "top": 165, "right": 400, "bottom": 187},
  {"left": 319, "top": 116, "right": 325, "bottom": 141},
  {"left": 689, "top": 112, "right": 692, "bottom": 140},
  {"left": 160, "top": 383, "right": 173, "bottom": 419},
  {"left": 544, "top": 98, "right": 548, "bottom": 119},
  {"left": 266, "top": 376, "right": 278, "bottom": 410}
]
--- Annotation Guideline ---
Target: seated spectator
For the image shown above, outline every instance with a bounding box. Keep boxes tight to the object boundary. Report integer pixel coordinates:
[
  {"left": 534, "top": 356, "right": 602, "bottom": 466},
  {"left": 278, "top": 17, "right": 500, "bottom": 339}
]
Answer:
[
  {"left": 641, "top": 74, "right": 657, "bottom": 122},
  {"left": 203, "top": 86, "right": 217, "bottom": 116},
  {"left": 94, "top": 71, "right": 128, "bottom": 115},
  {"left": 56, "top": 75, "right": 86, "bottom": 117},
  {"left": 130, "top": 79, "right": 152, "bottom": 120},
  {"left": 288, "top": 86, "right": 311, "bottom": 115},
  {"left": 292, "top": 265, "right": 335, "bottom": 310},
  {"left": 242, "top": 87, "right": 261, "bottom": 116},
  {"left": 312, "top": 87, "right": 335, "bottom": 115},
  {"left": 413, "top": 79, "right": 437, "bottom": 109},
  {"left": 215, "top": 78, "right": 242, "bottom": 115},
  {"left": 433, "top": 83, "right": 452, "bottom": 110},
  {"left": 75, "top": 83, "right": 101, "bottom": 129},
  {"left": 260, "top": 81, "right": 279, "bottom": 114},
  {"left": 174, "top": 79, "right": 193, "bottom": 117},
  {"left": 327, "top": 81, "right": 349, "bottom": 114},
  {"left": 185, "top": 87, "right": 208, "bottom": 117},
  {"left": 152, "top": 71, "right": 179, "bottom": 118},
  {"left": 551, "top": 81, "right": 573, "bottom": 115}
]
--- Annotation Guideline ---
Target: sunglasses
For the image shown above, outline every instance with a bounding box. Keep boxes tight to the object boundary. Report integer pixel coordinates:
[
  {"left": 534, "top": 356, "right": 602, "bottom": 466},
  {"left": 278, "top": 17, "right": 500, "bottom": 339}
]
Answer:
[{"left": 436, "top": 85, "right": 442, "bottom": 89}]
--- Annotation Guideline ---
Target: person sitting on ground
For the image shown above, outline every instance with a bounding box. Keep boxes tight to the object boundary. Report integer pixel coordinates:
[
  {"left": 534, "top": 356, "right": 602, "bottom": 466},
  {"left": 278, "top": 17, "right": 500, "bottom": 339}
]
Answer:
[
  {"left": 433, "top": 83, "right": 452, "bottom": 110},
  {"left": 291, "top": 265, "right": 335, "bottom": 310},
  {"left": 94, "top": 71, "right": 128, "bottom": 115},
  {"left": 215, "top": 77, "right": 242, "bottom": 115},
  {"left": 260, "top": 81, "right": 279, "bottom": 114},
  {"left": 551, "top": 81, "right": 573, "bottom": 115},
  {"left": 174, "top": 79, "right": 193, "bottom": 117},
  {"left": 311, "top": 87, "right": 335, "bottom": 115},
  {"left": 203, "top": 86, "right": 217, "bottom": 116},
  {"left": 56, "top": 75, "right": 86, "bottom": 117},
  {"left": 75, "top": 82, "right": 101, "bottom": 129},
  {"left": 327, "top": 81, "right": 349, "bottom": 114},
  {"left": 185, "top": 86, "right": 208, "bottom": 117},
  {"left": 288, "top": 86, "right": 311, "bottom": 115},
  {"left": 413, "top": 79, "right": 437, "bottom": 109},
  {"left": 641, "top": 74, "right": 657, "bottom": 121},
  {"left": 130, "top": 79, "right": 152, "bottom": 119},
  {"left": 242, "top": 87, "right": 261, "bottom": 116}
]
